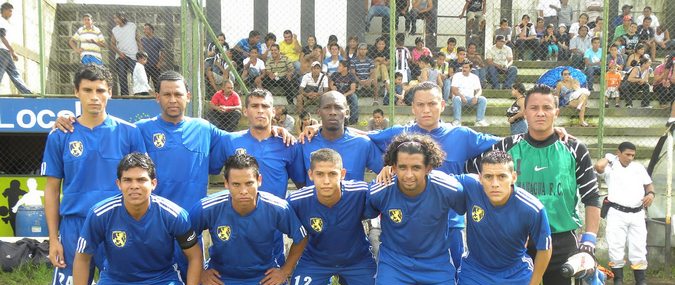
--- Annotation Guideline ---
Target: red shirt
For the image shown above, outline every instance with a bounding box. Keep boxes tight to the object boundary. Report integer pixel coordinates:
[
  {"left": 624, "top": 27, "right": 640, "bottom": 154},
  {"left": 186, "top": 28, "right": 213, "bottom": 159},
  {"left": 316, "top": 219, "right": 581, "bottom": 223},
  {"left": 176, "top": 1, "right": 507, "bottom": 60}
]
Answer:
[{"left": 211, "top": 90, "right": 241, "bottom": 112}]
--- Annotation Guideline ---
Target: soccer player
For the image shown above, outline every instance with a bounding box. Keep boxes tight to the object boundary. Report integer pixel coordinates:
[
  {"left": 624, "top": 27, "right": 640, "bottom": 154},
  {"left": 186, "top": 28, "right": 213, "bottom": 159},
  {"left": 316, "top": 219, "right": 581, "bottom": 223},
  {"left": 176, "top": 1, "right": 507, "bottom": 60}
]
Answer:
[
  {"left": 288, "top": 148, "right": 376, "bottom": 285},
  {"left": 73, "top": 153, "right": 202, "bottom": 285},
  {"left": 190, "top": 152, "right": 308, "bottom": 285},
  {"left": 42, "top": 65, "right": 146, "bottom": 285},
  {"left": 365, "top": 134, "right": 467, "bottom": 284},
  {"left": 467, "top": 85, "right": 600, "bottom": 285},
  {"left": 456, "top": 150, "right": 552, "bottom": 285},
  {"left": 300, "top": 91, "right": 382, "bottom": 184}
]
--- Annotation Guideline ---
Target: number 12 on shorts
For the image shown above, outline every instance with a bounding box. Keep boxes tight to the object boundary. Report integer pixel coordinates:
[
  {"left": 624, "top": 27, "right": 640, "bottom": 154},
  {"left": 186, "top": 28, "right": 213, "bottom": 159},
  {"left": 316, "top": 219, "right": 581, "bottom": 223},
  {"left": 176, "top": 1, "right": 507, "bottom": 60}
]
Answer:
[{"left": 293, "top": 275, "right": 312, "bottom": 285}]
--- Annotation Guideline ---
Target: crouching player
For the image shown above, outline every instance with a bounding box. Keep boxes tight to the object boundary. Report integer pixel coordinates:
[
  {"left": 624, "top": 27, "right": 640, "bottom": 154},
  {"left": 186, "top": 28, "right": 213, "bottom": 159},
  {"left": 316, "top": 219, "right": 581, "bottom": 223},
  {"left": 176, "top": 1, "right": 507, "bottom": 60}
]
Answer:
[
  {"left": 190, "top": 152, "right": 308, "bottom": 285},
  {"left": 73, "top": 153, "right": 202, "bottom": 285},
  {"left": 456, "top": 150, "right": 552, "bottom": 285},
  {"left": 288, "top": 148, "right": 376, "bottom": 285}
]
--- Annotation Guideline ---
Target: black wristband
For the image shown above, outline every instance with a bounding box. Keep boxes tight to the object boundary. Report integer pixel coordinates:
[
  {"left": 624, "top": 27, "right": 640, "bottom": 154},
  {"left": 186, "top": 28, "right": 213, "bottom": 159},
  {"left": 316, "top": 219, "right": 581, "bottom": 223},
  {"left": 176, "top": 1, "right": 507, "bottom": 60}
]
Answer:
[{"left": 645, "top": 191, "right": 655, "bottom": 197}]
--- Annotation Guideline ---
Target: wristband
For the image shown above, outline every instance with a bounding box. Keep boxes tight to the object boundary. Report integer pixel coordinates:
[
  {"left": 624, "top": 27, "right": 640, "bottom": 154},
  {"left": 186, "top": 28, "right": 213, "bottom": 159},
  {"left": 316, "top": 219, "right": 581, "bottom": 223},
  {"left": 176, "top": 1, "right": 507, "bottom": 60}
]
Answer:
[{"left": 645, "top": 191, "right": 655, "bottom": 197}]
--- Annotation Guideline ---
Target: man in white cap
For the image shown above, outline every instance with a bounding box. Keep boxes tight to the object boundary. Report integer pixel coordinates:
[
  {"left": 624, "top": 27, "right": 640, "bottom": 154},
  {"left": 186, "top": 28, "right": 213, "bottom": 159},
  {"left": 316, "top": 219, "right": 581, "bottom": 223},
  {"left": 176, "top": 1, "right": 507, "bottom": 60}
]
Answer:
[{"left": 298, "top": 60, "right": 329, "bottom": 113}]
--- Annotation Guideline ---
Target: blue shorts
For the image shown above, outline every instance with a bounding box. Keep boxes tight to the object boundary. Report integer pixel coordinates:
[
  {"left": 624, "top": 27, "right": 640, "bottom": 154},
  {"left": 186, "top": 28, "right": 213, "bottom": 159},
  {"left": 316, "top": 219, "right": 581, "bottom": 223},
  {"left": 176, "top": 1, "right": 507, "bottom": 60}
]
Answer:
[
  {"left": 375, "top": 249, "right": 455, "bottom": 285},
  {"left": 52, "top": 216, "right": 106, "bottom": 285},
  {"left": 458, "top": 258, "right": 532, "bottom": 285},
  {"left": 292, "top": 258, "right": 376, "bottom": 285},
  {"left": 81, "top": 55, "right": 103, "bottom": 65}
]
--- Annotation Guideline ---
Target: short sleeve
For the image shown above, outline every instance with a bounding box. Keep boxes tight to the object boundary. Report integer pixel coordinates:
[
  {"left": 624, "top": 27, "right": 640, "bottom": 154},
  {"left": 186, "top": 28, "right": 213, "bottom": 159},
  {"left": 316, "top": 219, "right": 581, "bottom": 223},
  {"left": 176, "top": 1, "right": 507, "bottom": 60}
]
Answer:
[
  {"left": 639, "top": 165, "right": 653, "bottom": 185},
  {"left": 363, "top": 183, "right": 381, "bottom": 219},
  {"left": 72, "top": 29, "right": 80, "bottom": 41},
  {"left": 530, "top": 206, "right": 552, "bottom": 251},
  {"left": 366, "top": 140, "right": 384, "bottom": 173},
  {"left": 77, "top": 211, "right": 104, "bottom": 255},
  {"left": 188, "top": 201, "right": 208, "bottom": 232},
  {"left": 300, "top": 74, "right": 309, "bottom": 88},
  {"left": 286, "top": 144, "right": 306, "bottom": 186},
  {"left": 367, "top": 125, "right": 403, "bottom": 153},
  {"left": 41, "top": 132, "right": 64, "bottom": 178},
  {"left": 277, "top": 203, "right": 307, "bottom": 243},
  {"left": 129, "top": 127, "right": 147, "bottom": 154},
  {"left": 170, "top": 208, "right": 193, "bottom": 237},
  {"left": 208, "top": 131, "right": 231, "bottom": 175}
]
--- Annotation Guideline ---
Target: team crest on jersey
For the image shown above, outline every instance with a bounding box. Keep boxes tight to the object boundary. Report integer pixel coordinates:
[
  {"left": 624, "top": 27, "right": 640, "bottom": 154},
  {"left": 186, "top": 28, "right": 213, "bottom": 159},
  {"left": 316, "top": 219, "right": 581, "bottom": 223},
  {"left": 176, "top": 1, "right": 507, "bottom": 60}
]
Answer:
[
  {"left": 217, "top": 225, "right": 231, "bottom": 241},
  {"left": 310, "top": 217, "right": 323, "bottom": 232},
  {"left": 472, "top": 205, "right": 485, "bottom": 222},
  {"left": 153, "top": 133, "right": 166, "bottom": 148},
  {"left": 112, "top": 231, "right": 126, "bottom": 247},
  {"left": 69, "top": 141, "right": 84, "bottom": 157},
  {"left": 388, "top": 209, "right": 403, "bottom": 223}
]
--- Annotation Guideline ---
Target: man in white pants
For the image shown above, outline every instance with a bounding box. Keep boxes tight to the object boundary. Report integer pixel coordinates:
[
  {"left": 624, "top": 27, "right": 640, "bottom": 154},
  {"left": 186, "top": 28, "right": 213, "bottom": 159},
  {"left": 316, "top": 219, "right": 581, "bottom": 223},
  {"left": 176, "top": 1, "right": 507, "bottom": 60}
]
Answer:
[{"left": 594, "top": 141, "right": 654, "bottom": 285}]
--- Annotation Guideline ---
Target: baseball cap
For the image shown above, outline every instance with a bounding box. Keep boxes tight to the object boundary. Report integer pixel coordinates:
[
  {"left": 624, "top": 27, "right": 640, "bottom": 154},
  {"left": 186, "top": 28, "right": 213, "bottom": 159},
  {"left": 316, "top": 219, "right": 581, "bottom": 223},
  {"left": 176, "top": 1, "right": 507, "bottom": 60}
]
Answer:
[
  {"left": 622, "top": 4, "right": 633, "bottom": 10},
  {"left": 311, "top": 61, "right": 321, "bottom": 68},
  {"left": 558, "top": 23, "right": 566, "bottom": 28}
]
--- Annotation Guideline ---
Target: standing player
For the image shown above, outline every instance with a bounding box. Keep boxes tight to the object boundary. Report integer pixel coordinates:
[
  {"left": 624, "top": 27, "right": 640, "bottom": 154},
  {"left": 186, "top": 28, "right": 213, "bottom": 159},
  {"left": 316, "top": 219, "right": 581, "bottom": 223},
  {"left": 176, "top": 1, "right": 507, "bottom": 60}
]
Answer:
[
  {"left": 190, "top": 152, "right": 308, "bottom": 285},
  {"left": 300, "top": 91, "right": 382, "bottom": 184},
  {"left": 288, "top": 148, "right": 376, "bottom": 285},
  {"left": 73, "top": 153, "right": 202, "bottom": 285},
  {"left": 456, "top": 150, "right": 552, "bottom": 285},
  {"left": 42, "top": 65, "right": 146, "bottom": 285},
  {"left": 594, "top": 142, "right": 654, "bottom": 285},
  {"left": 365, "top": 134, "right": 467, "bottom": 284},
  {"left": 467, "top": 85, "right": 600, "bottom": 285}
]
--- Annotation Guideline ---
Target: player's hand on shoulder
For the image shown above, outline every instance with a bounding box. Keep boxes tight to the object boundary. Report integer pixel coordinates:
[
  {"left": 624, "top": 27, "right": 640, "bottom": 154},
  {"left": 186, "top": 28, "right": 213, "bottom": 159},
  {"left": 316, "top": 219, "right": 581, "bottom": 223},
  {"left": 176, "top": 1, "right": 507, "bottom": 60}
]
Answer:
[
  {"left": 553, "top": 127, "right": 575, "bottom": 142},
  {"left": 201, "top": 268, "right": 224, "bottom": 285},
  {"left": 48, "top": 239, "right": 66, "bottom": 268},
  {"left": 261, "top": 268, "right": 289, "bottom": 285},
  {"left": 272, "top": 126, "right": 297, "bottom": 146},
  {"left": 298, "top": 124, "right": 320, "bottom": 144},
  {"left": 54, "top": 115, "right": 76, "bottom": 133},
  {"left": 376, "top": 166, "right": 394, "bottom": 184}
]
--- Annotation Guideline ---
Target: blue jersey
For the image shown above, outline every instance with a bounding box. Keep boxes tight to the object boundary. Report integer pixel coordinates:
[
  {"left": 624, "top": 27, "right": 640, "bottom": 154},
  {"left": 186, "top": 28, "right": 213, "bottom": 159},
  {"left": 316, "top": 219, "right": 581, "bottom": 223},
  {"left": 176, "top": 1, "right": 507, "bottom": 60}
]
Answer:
[
  {"left": 136, "top": 115, "right": 227, "bottom": 209},
  {"left": 190, "top": 191, "right": 307, "bottom": 282},
  {"left": 456, "top": 174, "right": 552, "bottom": 271},
  {"left": 77, "top": 194, "right": 193, "bottom": 284},
  {"left": 365, "top": 170, "right": 466, "bottom": 260},
  {"left": 223, "top": 130, "right": 305, "bottom": 198},
  {"left": 287, "top": 180, "right": 374, "bottom": 267},
  {"left": 41, "top": 115, "right": 146, "bottom": 217},
  {"left": 301, "top": 128, "right": 383, "bottom": 185}
]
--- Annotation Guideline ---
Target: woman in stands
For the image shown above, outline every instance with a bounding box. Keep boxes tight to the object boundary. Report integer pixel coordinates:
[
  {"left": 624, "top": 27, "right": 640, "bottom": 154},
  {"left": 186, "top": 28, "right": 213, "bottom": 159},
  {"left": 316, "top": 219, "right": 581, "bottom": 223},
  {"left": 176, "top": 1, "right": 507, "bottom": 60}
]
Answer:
[
  {"left": 506, "top": 83, "right": 528, "bottom": 134},
  {"left": 410, "top": 37, "right": 431, "bottom": 79},
  {"left": 652, "top": 54, "right": 674, "bottom": 108},
  {"left": 622, "top": 56, "right": 652, "bottom": 108},
  {"left": 626, "top": 43, "right": 647, "bottom": 71},
  {"left": 555, "top": 69, "right": 591, "bottom": 127},
  {"left": 514, "top": 14, "right": 538, "bottom": 61}
]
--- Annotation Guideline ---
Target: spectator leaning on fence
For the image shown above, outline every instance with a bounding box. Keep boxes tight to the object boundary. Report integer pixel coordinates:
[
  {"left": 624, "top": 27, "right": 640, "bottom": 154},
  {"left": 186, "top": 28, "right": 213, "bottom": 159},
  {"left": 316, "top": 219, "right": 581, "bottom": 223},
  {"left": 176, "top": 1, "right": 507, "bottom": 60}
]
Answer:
[
  {"left": 69, "top": 13, "right": 106, "bottom": 66},
  {"left": 141, "top": 23, "right": 165, "bottom": 92},
  {"left": 0, "top": 2, "right": 31, "bottom": 94},
  {"left": 110, "top": 12, "right": 142, "bottom": 96}
]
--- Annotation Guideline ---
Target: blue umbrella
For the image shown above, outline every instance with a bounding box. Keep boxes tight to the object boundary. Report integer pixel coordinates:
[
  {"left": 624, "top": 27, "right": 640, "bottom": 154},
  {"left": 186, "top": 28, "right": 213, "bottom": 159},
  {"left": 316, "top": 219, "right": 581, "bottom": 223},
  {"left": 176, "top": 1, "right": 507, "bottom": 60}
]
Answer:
[{"left": 537, "top": 66, "right": 588, "bottom": 88}]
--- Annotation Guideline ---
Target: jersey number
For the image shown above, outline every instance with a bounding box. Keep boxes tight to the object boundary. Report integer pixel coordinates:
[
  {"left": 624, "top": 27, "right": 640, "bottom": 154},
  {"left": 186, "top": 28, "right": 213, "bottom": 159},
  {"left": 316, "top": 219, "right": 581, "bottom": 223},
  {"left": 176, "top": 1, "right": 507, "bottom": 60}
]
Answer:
[
  {"left": 293, "top": 276, "right": 312, "bottom": 285},
  {"left": 56, "top": 273, "right": 73, "bottom": 285}
]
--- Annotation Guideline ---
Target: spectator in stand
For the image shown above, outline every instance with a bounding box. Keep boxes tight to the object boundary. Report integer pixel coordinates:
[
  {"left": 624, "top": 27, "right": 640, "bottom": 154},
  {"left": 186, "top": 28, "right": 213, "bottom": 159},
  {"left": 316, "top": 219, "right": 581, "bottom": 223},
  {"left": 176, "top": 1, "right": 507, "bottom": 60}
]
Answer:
[
  {"left": 614, "top": 37, "right": 627, "bottom": 56},
  {"left": 568, "top": 13, "right": 590, "bottom": 39},
  {"left": 370, "top": 36, "right": 390, "bottom": 86},
  {"left": 655, "top": 26, "right": 675, "bottom": 50},
  {"left": 384, "top": 71, "right": 408, "bottom": 106},
  {"left": 365, "top": 0, "right": 390, "bottom": 34},
  {"left": 556, "top": 69, "right": 591, "bottom": 126},
  {"left": 590, "top": 17, "right": 603, "bottom": 39},
  {"left": 612, "top": 4, "right": 633, "bottom": 32},
  {"left": 446, "top": 47, "right": 469, "bottom": 91},
  {"left": 537, "top": 0, "right": 561, "bottom": 28},
  {"left": 297, "top": 61, "right": 329, "bottom": 113},
  {"left": 514, "top": 14, "right": 538, "bottom": 61},
  {"left": 141, "top": 23, "right": 164, "bottom": 92},
  {"left": 622, "top": 56, "right": 652, "bottom": 108},
  {"left": 300, "top": 45, "right": 323, "bottom": 75},
  {"left": 274, "top": 105, "right": 295, "bottom": 131},
  {"left": 69, "top": 13, "right": 106, "bottom": 65},
  {"left": 451, "top": 60, "right": 488, "bottom": 127},
  {"left": 367, "top": 108, "right": 390, "bottom": 131},
  {"left": 486, "top": 36, "right": 517, "bottom": 90},
  {"left": 637, "top": 6, "right": 660, "bottom": 30},
  {"left": 280, "top": 30, "right": 302, "bottom": 72},
  {"left": 534, "top": 17, "right": 547, "bottom": 60},
  {"left": 394, "top": 33, "right": 412, "bottom": 83},
  {"left": 395, "top": 0, "right": 410, "bottom": 32},
  {"left": 206, "top": 33, "right": 229, "bottom": 59},
  {"left": 323, "top": 43, "right": 343, "bottom": 76},
  {"left": 323, "top": 35, "right": 346, "bottom": 59},
  {"left": 302, "top": 35, "right": 322, "bottom": 59},
  {"left": 351, "top": 43, "right": 380, "bottom": 105},
  {"left": 494, "top": 19, "right": 513, "bottom": 48},
  {"left": 132, "top": 52, "right": 152, "bottom": 96},
  {"left": 626, "top": 43, "right": 647, "bottom": 71},
  {"left": 208, "top": 80, "right": 242, "bottom": 132},
  {"left": 330, "top": 60, "right": 359, "bottom": 125},
  {"left": 110, "top": 12, "right": 141, "bottom": 96},
  {"left": 345, "top": 36, "right": 359, "bottom": 60},
  {"left": 653, "top": 54, "right": 675, "bottom": 108},
  {"left": 607, "top": 44, "right": 625, "bottom": 72},
  {"left": 440, "top": 37, "right": 458, "bottom": 61},
  {"left": 435, "top": 53, "right": 452, "bottom": 101},
  {"left": 569, "top": 26, "right": 592, "bottom": 69},
  {"left": 605, "top": 63, "right": 622, "bottom": 108},
  {"left": 542, "top": 24, "right": 559, "bottom": 61},
  {"left": 584, "top": 37, "right": 602, "bottom": 92},
  {"left": 584, "top": 0, "right": 602, "bottom": 29},
  {"left": 232, "top": 30, "right": 262, "bottom": 65},
  {"left": 295, "top": 110, "right": 318, "bottom": 134},
  {"left": 459, "top": 0, "right": 486, "bottom": 35},
  {"left": 507, "top": 83, "right": 527, "bottom": 134},
  {"left": 467, "top": 42, "right": 486, "bottom": 87},
  {"left": 241, "top": 46, "right": 265, "bottom": 89},
  {"left": 263, "top": 44, "right": 296, "bottom": 105},
  {"left": 418, "top": 55, "right": 443, "bottom": 89},
  {"left": 260, "top": 32, "right": 276, "bottom": 62},
  {"left": 407, "top": 0, "right": 433, "bottom": 35},
  {"left": 637, "top": 17, "right": 657, "bottom": 60},
  {"left": 557, "top": 24, "right": 571, "bottom": 60},
  {"left": 623, "top": 23, "right": 641, "bottom": 55},
  {"left": 558, "top": 0, "right": 573, "bottom": 27},
  {"left": 411, "top": 37, "right": 431, "bottom": 79},
  {"left": 613, "top": 15, "right": 633, "bottom": 42},
  {"left": 206, "top": 52, "right": 233, "bottom": 97}
]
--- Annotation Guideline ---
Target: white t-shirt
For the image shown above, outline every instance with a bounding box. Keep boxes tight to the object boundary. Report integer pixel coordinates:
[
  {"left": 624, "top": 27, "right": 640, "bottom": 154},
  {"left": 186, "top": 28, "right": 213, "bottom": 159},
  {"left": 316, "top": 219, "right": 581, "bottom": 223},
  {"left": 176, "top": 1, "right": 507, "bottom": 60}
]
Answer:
[
  {"left": 300, "top": 72, "right": 329, "bottom": 91},
  {"left": 132, "top": 62, "right": 151, "bottom": 94},
  {"left": 568, "top": 23, "right": 589, "bottom": 37},
  {"left": 637, "top": 14, "right": 660, "bottom": 29},
  {"left": 242, "top": 57, "right": 266, "bottom": 78},
  {"left": 601, "top": 153, "right": 652, "bottom": 208},
  {"left": 112, "top": 22, "right": 139, "bottom": 59},
  {"left": 0, "top": 17, "right": 12, "bottom": 50},
  {"left": 485, "top": 45, "right": 513, "bottom": 67},
  {"left": 584, "top": 0, "right": 603, "bottom": 23},
  {"left": 451, "top": 72, "right": 481, "bottom": 97}
]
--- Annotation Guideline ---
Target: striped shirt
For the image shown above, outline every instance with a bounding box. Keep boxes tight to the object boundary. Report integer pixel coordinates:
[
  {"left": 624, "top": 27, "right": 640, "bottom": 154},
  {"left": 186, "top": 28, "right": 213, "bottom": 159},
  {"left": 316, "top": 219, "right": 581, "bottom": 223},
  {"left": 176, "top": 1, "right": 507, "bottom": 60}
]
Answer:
[
  {"left": 72, "top": 25, "right": 105, "bottom": 59},
  {"left": 350, "top": 56, "right": 374, "bottom": 80}
]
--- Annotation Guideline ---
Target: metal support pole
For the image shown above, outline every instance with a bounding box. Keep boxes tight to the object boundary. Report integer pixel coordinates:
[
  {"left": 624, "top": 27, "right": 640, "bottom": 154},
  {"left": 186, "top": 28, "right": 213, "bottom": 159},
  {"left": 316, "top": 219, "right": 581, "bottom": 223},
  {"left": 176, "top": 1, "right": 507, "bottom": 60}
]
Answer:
[
  {"left": 388, "top": 0, "right": 396, "bottom": 124},
  {"left": 596, "top": 0, "right": 609, "bottom": 157},
  {"left": 666, "top": 129, "right": 673, "bottom": 276},
  {"left": 181, "top": 0, "right": 189, "bottom": 79},
  {"left": 191, "top": 0, "right": 202, "bottom": 118},
  {"left": 38, "top": 0, "right": 46, "bottom": 96}
]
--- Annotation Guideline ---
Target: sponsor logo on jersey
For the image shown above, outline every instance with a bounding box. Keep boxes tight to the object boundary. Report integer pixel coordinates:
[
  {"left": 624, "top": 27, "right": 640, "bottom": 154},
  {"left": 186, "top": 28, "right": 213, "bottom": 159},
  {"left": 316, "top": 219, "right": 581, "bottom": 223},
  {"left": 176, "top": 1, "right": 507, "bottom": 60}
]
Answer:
[
  {"left": 112, "top": 231, "right": 127, "bottom": 247},
  {"left": 310, "top": 217, "right": 323, "bottom": 232},
  {"left": 388, "top": 209, "right": 403, "bottom": 223},
  {"left": 471, "top": 205, "right": 484, "bottom": 222},
  {"left": 186, "top": 231, "right": 196, "bottom": 242},
  {"left": 69, "top": 141, "right": 83, "bottom": 157},
  {"left": 534, "top": 166, "right": 548, "bottom": 172},
  {"left": 217, "top": 225, "right": 231, "bottom": 241},
  {"left": 153, "top": 133, "right": 166, "bottom": 148}
]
